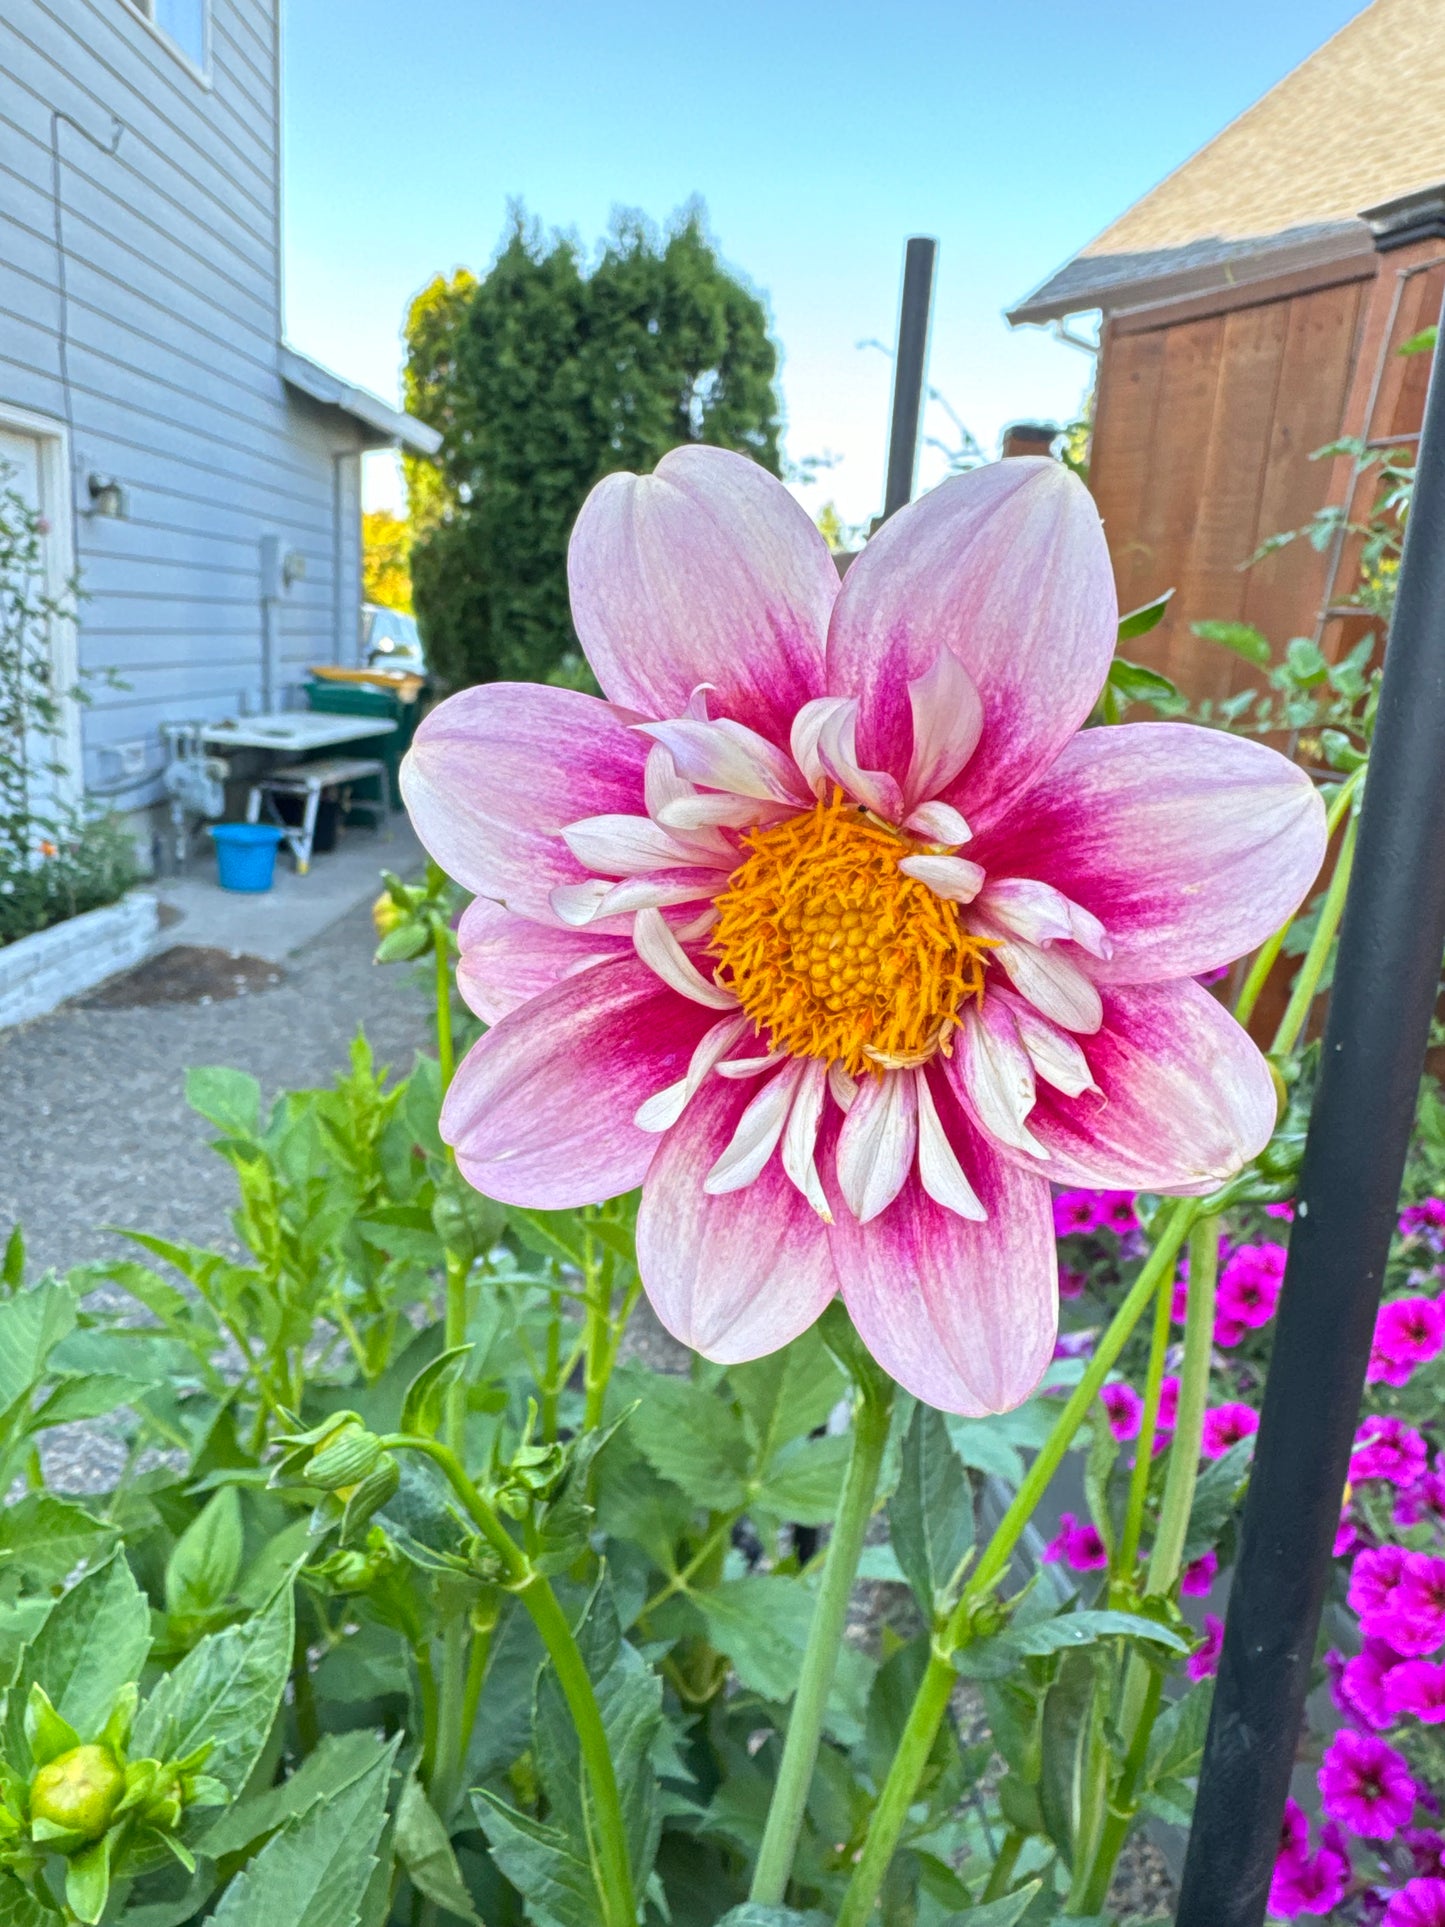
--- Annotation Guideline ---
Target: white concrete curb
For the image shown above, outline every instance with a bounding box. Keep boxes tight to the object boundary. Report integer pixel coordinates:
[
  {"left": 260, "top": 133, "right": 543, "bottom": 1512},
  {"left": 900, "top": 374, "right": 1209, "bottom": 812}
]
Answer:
[{"left": 0, "top": 893, "right": 160, "bottom": 1030}]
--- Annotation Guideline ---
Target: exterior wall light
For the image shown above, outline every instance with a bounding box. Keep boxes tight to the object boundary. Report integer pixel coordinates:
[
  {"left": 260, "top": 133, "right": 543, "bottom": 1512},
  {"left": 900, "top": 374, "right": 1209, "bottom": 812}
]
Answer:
[{"left": 85, "top": 474, "right": 128, "bottom": 519}]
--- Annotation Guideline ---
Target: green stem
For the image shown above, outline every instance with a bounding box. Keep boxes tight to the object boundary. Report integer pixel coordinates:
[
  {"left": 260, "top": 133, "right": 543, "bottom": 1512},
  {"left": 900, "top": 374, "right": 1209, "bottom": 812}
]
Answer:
[
  {"left": 387, "top": 1436, "right": 636, "bottom": 1927},
  {"left": 834, "top": 1198, "right": 1198, "bottom": 1927},
  {"left": 981, "top": 1828, "right": 1024, "bottom": 1902},
  {"left": 459, "top": 1608, "right": 495, "bottom": 1771},
  {"left": 434, "top": 925, "right": 455, "bottom": 1091},
  {"left": 1113, "top": 1259, "right": 1174, "bottom": 1583},
  {"left": 1234, "top": 767, "right": 1361, "bottom": 1030},
  {"left": 415, "top": 1640, "right": 440, "bottom": 1791},
  {"left": 581, "top": 1222, "right": 612, "bottom": 1433},
  {"left": 432, "top": 1620, "right": 468, "bottom": 1823},
  {"left": 1075, "top": 1215, "right": 1221, "bottom": 1914},
  {"left": 750, "top": 1379, "right": 895, "bottom": 1905},
  {"left": 443, "top": 1253, "right": 468, "bottom": 1457},
  {"left": 1270, "top": 801, "right": 1360, "bottom": 1059}
]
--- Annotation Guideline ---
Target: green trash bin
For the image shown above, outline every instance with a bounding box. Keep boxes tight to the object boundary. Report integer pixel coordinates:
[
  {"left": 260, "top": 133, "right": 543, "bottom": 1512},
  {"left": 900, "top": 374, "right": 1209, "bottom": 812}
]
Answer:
[{"left": 304, "top": 680, "right": 423, "bottom": 809}]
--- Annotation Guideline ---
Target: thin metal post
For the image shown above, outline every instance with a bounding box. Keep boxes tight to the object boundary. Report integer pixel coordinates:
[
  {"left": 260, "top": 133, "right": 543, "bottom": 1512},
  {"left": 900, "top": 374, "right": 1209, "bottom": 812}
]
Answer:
[
  {"left": 1177, "top": 300, "right": 1445, "bottom": 1927},
  {"left": 881, "top": 237, "right": 937, "bottom": 522}
]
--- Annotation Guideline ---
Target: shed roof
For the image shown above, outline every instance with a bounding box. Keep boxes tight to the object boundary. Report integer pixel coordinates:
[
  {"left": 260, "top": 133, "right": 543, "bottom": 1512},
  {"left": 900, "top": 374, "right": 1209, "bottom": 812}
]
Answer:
[
  {"left": 1009, "top": 0, "right": 1445, "bottom": 325},
  {"left": 279, "top": 345, "right": 442, "bottom": 455}
]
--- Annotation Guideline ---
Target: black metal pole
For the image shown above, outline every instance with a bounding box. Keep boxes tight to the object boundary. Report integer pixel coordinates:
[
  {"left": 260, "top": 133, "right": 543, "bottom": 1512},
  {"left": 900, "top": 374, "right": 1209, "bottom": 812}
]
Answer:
[
  {"left": 1176, "top": 301, "right": 1445, "bottom": 1927},
  {"left": 881, "top": 237, "right": 937, "bottom": 522}
]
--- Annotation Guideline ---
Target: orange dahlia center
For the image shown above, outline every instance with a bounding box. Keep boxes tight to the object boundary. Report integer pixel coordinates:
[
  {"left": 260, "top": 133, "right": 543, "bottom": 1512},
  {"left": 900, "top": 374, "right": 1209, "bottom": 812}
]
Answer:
[{"left": 710, "top": 789, "right": 993, "bottom": 1078}]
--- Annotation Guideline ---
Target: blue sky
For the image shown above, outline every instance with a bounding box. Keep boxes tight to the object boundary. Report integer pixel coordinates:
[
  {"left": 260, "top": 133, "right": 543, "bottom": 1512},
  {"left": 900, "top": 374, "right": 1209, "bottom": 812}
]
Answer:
[{"left": 281, "top": 1, "right": 1364, "bottom": 523}]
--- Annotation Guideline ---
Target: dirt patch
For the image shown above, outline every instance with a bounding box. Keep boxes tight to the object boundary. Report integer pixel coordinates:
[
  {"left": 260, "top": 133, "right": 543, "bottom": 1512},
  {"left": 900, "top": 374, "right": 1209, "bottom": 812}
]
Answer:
[{"left": 81, "top": 946, "right": 284, "bottom": 1009}]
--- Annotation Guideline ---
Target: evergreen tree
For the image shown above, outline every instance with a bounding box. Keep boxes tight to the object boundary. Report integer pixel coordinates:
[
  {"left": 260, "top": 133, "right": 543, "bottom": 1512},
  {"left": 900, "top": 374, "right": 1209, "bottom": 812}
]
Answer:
[{"left": 404, "top": 206, "right": 782, "bottom": 690}]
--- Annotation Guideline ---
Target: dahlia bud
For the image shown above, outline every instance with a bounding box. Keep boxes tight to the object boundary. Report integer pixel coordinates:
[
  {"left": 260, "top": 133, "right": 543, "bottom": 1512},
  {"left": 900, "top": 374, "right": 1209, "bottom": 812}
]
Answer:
[
  {"left": 371, "top": 890, "right": 405, "bottom": 939},
  {"left": 29, "top": 1745, "right": 125, "bottom": 1843},
  {"left": 305, "top": 1420, "right": 382, "bottom": 1491}
]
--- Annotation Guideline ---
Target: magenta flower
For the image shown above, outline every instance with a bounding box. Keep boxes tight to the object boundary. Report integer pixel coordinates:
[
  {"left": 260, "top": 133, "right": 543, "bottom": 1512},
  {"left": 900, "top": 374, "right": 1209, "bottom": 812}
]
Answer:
[
  {"left": 1280, "top": 1797, "right": 1310, "bottom": 1860},
  {"left": 1319, "top": 1729, "right": 1417, "bottom": 1838},
  {"left": 1354, "top": 1418, "right": 1431, "bottom": 1489},
  {"left": 1098, "top": 1190, "right": 1138, "bottom": 1236},
  {"left": 1201, "top": 1402, "right": 1260, "bottom": 1460},
  {"left": 1400, "top": 1200, "right": 1445, "bottom": 1246},
  {"left": 1100, "top": 1379, "right": 1143, "bottom": 1441},
  {"left": 1269, "top": 1839, "right": 1352, "bottom": 1919},
  {"left": 1408, "top": 1831, "right": 1445, "bottom": 1879},
  {"left": 1369, "top": 1297, "right": 1445, "bottom": 1387},
  {"left": 1053, "top": 1190, "right": 1103, "bottom": 1237},
  {"left": 1385, "top": 1879, "right": 1445, "bottom": 1927},
  {"left": 1214, "top": 1242, "right": 1286, "bottom": 1347},
  {"left": 1188, "top": 1613, "right": 1224, "bottom": 1683},
  {"left": 1385, "top": 1660, "right": 1445, "bottom": 1724},
  {"left": 1393, "top": 1554, "right": 1445, "bottom": 1658},
  {"left": 1042, "top": 1511, "right": 1109, "bottom": 1571},
  {"left": 1058, "top": 1266, "right": 1086, "bottom": 1300},
  {"left": 1352, "top": 1546, "right": 1411, "bottom": 1622},
  {"left": 1182, "top": 1549, "right": 1219, "bottom": 1597},
  {"left": 1396, "top": 1472, "right": 1445, "bottom": 1530},
  {"left": 1157, "top": 1375, "right": 1181, "bottom": 1432},
  {"left": 403, "top": 453, "right": 1325, "bottom": 1412},
  {"left": 1339, "top": 1640, "right": 1408, "bottom": 1730},
  {"left": 1265, "top": 1200, "right": 1296, "bottom": 1222}
]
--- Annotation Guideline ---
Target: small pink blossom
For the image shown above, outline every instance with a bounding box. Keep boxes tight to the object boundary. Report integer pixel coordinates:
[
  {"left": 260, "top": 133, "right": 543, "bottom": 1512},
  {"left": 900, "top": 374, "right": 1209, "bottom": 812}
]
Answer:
[
  {"left": 1098, "top": 1190, "right": 1138, "bottom": 1236},
  {"left": 1188, "top": 1613, "right": 1224, "bottom": 1682},
  {"left": 1201, "top": 1402, "right": 1260, "bottom": 1460},
  {"left": 1053, "top": 1190, "right": 1104, "bottom": 1238},
  {"left": 1351, "top": 1545, "right": 1411, "bottom": 1630},
  {"left": 1058, "top": 1267, "right": 1086, "bottom": 1300},
  {"left": 1385, "top": 1879, "right": 1445, "bottom": 1927},
  {"left": 1052, "top": 1329, "right": 1095, "bottom": 1362},
  {"left": 1385, "top": 1659, "right": 1445, "bottom": 1724},
  {"left": 1269, "top": 1839, "right": 1352, "bottom": 1919},
  {"left": 1182, "top": 1549, "right": 1218, "bottom": 1597},
  {"left": 1391, "top": 1554, "right": 1445, "bottom": 1658},
  {"left": 1400, "top": 1201, "right": 1445, "bottom": 1246},
  {"left": 1396, "top": 1473, "right": 1445, "bottom": 1530},
  {"left": 1353, "top": 1417, "right": 1431, "bottom": 1489},
  {"left": 1339, "top": 1640, "right": 1408, "bottom": 1730},
  {"left": 1100, "top": 1379, "right": 1142, "bottom": 1441},
  {"left": 1157, "top": 1375, "right": 1180, "bottom": 1432},
  {"left": 1265, "top": 1200, "right": 1296, "bottom": 1222},
  {"left": 1319, "top": 1729, "right": 1416, "bottom": 1838},
  {"left": 1369, "top": 1297, "right": 1445, "bottom": 1387},
  {"left": 1041, "top": 1512, "right": 1108, "bottom": 1571},
  {"left": 1280, "top": 1797, "right": 1310, "bottom": 1859},
  {"left": 1213, "top": 1243, "right": 1286, "bottom": 1347},
  {"left": 1408, "top": 1831, "right": 1445, "bottom": 1879}
]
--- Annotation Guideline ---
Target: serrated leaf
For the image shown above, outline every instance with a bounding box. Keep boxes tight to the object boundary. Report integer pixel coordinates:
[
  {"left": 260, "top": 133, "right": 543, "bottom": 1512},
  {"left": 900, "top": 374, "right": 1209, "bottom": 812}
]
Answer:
[
  {"left": 944, "top": 1414, "right": 1025, "bottom": 1486},
  {"left": 752, "top": 1432, "right": 851, "bottom": 1525},
  {"left": 0, "top": 1496, "right": 116, "bottom": 1592},
  {"left": 889, "top": 1403, "right": 974, "bottom": 1613},
  {"left": 940, "top": 1881, "right": 1043, "bottom": 1925},
  {"left": 694, "top": 1577, "right": 873, "bottom": 1743},
  {"left": 536, "top": 1629, "right": 662, "bottom": 1898},
  {"left": 1147, "top": 1678, "right": 1214, "bottom": 1785},
  {"left": 197, "top": 1729, "right": 388, "bottom": 1859},
  {"left": 474, "top": 1794, "right": 596, "bottom": 1927},
  {"left": 534, "top": 1411, "right": 630, "bottom": 1574},
  {"left": 394, "top": 1772, "right": 481, "bottom": 1923},
  {"left": 1116, "top": 590, "right": 1174, "bottom": 640},
  {"left": 133, "top": 1583, "right": 294, "bottom": 1795},
  {"left": 727, "top": 1327, "right": 846, "bottom": 1457},
  {"left": 1191, "top": 620, "right": 1272, "bottom": 666},
  {"left": 622, "top": 1368, "right": 751, "bottom": 1511},
  {"left": 1183, "top": 1437, "right": 1254, "bottom": 1561},
  {"left": 954, "top": 1609, "right": 1186, "bottom": 1679},
  {"left": 1039, "top": 1650, "right": 1103, "bottom": 1868},
  {"left": 26, "top": 1373, "right": 149, "bottom": 1430},
  {"left": 3, "top": 1555, "right": 149, "bottom": 1759},
  {"left": 0, "top": 1280, "right": 76, "bottom": 1424},
  {"left": 0, "top": 1874, "right": 54, "bottom": 1924},
  {"left": 185, "top": 1066, "right": 261, "bottom": 1139},
  {"left": 399, "top": 1345, "right": 473, "bottom": 1437},
  {"left": 164, "top": 1487, "right": 243, "bottom": 1620},
  {"left": 207, "top": 1736, "right": 397, "bottom": 1927}
]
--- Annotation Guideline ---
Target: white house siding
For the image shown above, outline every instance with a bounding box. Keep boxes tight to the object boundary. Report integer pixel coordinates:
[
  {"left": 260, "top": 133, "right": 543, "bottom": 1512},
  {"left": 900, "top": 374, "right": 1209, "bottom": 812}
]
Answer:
[{"left": 0, "top": 0, "right": 370, "bottom": 814}]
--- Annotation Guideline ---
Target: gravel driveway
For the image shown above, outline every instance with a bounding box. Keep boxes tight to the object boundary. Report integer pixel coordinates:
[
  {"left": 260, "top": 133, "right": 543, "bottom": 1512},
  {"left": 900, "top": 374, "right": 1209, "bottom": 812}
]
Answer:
[{"left": 0, "top": 896, "right": 433, "bottom": 1278}]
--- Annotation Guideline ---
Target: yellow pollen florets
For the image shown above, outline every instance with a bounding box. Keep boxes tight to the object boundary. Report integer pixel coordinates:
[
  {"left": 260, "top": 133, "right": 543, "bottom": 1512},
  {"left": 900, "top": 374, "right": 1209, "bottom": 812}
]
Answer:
[{"left": 710, "top": 790, "right": 993, "bottom": 1078}]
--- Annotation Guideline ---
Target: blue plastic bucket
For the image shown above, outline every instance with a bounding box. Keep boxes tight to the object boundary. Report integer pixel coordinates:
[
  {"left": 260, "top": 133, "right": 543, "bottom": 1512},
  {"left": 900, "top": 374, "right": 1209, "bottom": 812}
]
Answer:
[{"left": 210, "top": 822, "right": 286, "bottom": 893}]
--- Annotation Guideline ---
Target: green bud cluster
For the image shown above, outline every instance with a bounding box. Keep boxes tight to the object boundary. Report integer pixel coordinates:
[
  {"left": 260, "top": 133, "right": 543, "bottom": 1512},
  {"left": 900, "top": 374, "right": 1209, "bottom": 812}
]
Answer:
[
  {"left": 0, "top": 1683, "right": 225, "bottom": 1924},
  {"left": 271, "top": 1413, "right": 401, "bottom": 1545},
  {"left": 372, "top": 862, "right": 459, "bottom": 966}
]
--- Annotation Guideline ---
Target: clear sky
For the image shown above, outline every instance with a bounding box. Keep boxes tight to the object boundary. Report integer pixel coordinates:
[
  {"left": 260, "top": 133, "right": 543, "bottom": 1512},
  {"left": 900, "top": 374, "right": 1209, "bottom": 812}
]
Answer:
[{"left": 280, "top": 0, "right": 1365, "bottom": 524}]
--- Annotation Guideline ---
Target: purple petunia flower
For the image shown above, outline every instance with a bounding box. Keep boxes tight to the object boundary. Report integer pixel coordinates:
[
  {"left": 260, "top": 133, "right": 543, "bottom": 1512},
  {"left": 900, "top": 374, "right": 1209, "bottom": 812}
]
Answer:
[
  {"left": 1339, "top": 1640, "right": 1408, "bottom": 1731},
  {"left": 1395, "top": 1472, "right": 1445, "bottom": 1531},
  {"left": 1399, "top": 1200, "right": 1445, "bottom": 1247},
  {"left": 1201, "top": 1402, "right": 1260, "bottom": 1461},
  {"left": 1041, "top": 1512, "right": 1109, "bottom": 1572},
  {"left": 1053, "top": 1190, "right": 1105, "bottom": 1238},
  {"left": 1408, "top": 1831, "right": 1445, "bottom": 1879},
  {"left": 1188, "top": 1613, "right": 1224, "bottom": 1683},
  {"left": 1384, "top": 1878, "right": 1445, "bottom": 1927},
  {"left": 1214, "top": 1242, "right": 1286, "bottom": 1347},
  {"left": 1353, "top": 1417, "right": 1431, "bottom": 1490},
  {"left": 1182, "top": 1549, "right": 1219, "bottom": 1597},
  {"left": 1385, "top": 1660, "right": 1445, "bottom": 1725},
  {"left": 1369, "top": 1297, "right": 1445, "bottom": 1388},
  {"left": 1269, "top": 1808, "right": 1352, "bottom": 1919},
  {"left": 1100, "top": 1379, "right": 1143, "bottom": 1442},
  {"left": 1391, "top": 1555, "right": 1445, "bottom": 1659},
  {"left": 1319, "top": 1729, "right": 1416, "bottom": 1839}
]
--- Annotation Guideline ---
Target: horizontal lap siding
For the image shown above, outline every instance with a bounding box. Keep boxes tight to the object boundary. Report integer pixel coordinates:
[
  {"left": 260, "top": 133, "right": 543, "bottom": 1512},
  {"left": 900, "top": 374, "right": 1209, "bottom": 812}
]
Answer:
[
  {"left": 1089, "top": 265, "right": 1372, "bottom": 703},
  {"left": 0, "top": 0, "right": 364, "bottom": 798}
]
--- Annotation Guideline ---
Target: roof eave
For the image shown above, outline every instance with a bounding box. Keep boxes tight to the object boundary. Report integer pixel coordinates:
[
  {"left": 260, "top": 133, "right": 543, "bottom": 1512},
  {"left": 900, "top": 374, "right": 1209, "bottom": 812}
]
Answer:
[{"left": 278, "top": 344, "right": 443, "bottom": 456}]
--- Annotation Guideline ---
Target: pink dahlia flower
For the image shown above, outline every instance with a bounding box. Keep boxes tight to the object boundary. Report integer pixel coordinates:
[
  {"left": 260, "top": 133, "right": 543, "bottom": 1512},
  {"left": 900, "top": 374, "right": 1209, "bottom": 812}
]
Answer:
[{"left": 402, "top": 451, "right": 1325, "bottom": 1412}]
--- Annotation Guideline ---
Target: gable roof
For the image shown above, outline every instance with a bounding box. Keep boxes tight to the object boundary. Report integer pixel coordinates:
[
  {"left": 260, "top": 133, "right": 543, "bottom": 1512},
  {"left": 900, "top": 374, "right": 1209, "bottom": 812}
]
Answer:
[{"left": 1009, "top": 0, "right": 1445, "bottom": 324}]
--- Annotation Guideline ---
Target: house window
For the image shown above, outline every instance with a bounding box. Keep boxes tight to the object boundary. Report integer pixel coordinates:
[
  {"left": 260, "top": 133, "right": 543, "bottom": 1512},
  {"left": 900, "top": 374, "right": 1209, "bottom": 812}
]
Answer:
[{"left": 124, "top": 0, "right": 209, "bottom": 75}]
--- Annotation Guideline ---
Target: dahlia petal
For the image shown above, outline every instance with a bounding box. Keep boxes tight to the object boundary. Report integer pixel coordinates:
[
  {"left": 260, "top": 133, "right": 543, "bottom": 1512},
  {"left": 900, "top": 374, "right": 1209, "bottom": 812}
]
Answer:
[
  {"left": 994, "top": 988, "right": 1099, "bottom": 1098},
  {"left": 952, "top": 997, "right": 1047, "bottom": 1157},
  {"left": 1014, "top": 979, "right": 1279, "bottom": 1193},
  {"left": 658, "top": 792, "right": 794, "bottom": 832},
  {"left": 644, "top": 739, "right": 693, "bottom": 820},
  {"left": 639, "top": 716, "right": 808, "bottom": 804},
  {"left": 705, "top": 1060, "right": 805, "bottom": 1194},
  {"left": 969, "top": 723, "right": 1327, "bottom": 982},
  {"left": 717, "top": 1049, "right": 788, "bottom": 1079},
  {"left": 455, "top": 898, "right": 629, "bottom": 1025},
  {"left": 401, "top": 683, "right": 648, "bottom": 924},
  {"left": 903, "top": 800, "right": 973, "bottom": 846},
  {"left": 829, "top": 1105, "right": 1057, "bottom": 1413},
  {"left": 551, "top": 873, "right": 719, "bottom": 927},
  {"left": 815, "top": 698, "right": 906, "bottom": 820},
  {"left": 898, "top": 853, "right": 986, "bottom": 903},
  {"left": 567, "top": 444, "right": 835, "bottom": 739},
  {"left": 828, "top": 1063, "right": 860, "bottom": 1113},
  {"left": 633, "top": 907, "right": 738, "bottom": 1010},
  {"left": 635, "top": 1014, "right": 749, "bottom": 1132},
  {"left": 836, "top": 1068, "right": 918, "bottom": 1223},
  {"left": 442, "top": 958, "right": 716, "bottom": 1207},
  {"left": 979, "top": 877, "right": 1111, "bottom": 959},
  {"left": 560, "top": 813, "right": 731, "bottom": 876},
  {"left": 781, "top": 1058, "right": 832, "bottom": 1220},
  {"left": 824, "top": 460, "right": 1116, "bottom": 833},
  {"left": 790, "top": 696, "right": 849, "bottom": 796},
  {"left": 906, "top": 649, "right": 984, "bottom": 805},
  {"left": 637, "top": 1074, "right": 838, "bottom": 1361},
  {"left": 980, "top": 925, "right": 1104, "bottom": 1034},
  {"left": 914, "top": 1066, "right": 986, "bottom": 1219}
]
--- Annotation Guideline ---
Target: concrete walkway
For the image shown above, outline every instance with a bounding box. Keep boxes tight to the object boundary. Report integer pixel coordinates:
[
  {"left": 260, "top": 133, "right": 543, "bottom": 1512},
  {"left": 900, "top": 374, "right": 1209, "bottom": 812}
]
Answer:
[{"left": 0, "top": 823, "right": 433, "bottom": 1278}]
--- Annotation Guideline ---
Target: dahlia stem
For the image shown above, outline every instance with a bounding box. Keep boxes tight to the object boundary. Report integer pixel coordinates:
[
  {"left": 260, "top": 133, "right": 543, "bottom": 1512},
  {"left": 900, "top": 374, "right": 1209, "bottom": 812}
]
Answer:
[
  {"left": 433, "top": 922, "right": 455, "bottom": 1092},
  {"left": 1270, "top": 799, "right": 1361, "bottom": 1060},
  {"left": 1074, "top": 1212, "right": 1220, "bottom": 1914},
  {"left": 750, "top": 1373, "right": 894, "bottom": 1906},
  {"left": 386, "top": 1435, "right": 636, "bottom": 1927},
  {"left": 836, "top": 1198, "right": 1198, "bottom": 1927},
  {"left": 1113, "top": 1256, "right": 1174, "bottom": 1584},
  {"left": 1234, "top": 766, "right": 1361, "bottom": 1030}
]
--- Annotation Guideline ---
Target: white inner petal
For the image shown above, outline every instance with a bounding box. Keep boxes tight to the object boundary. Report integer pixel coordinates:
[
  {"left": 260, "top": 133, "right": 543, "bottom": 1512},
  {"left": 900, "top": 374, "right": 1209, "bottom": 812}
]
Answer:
[
  {"left": 898, "top": 853, "right": 986, "bottom": 904},
  {"left": 1000, "top": 992, "right": 1100, "bottom": 1098},
  {"left": 980, "top": 877, "right": 1111, "bottom": 960},
  {"left": 632, "top": 906, "right": 738, "bottom": 1010},
  {"left": 905, "top": 650, "right": 984, "bottom": 804},
  {"left": 635, "top": 1015, "right": 749, "bottom": 1132},
  {"left": 835, "top": 1067, "right": 918, "bottom": 1223},
  {"left": 705, "top": 1062, "right": 804, "bottom": 1194},
  {"left": 914, "top": 1068, "right": 987, "bottom": 1220},
  {"left": 974, "top": 922, "right": 1104, "bottom": 1035},
  {"left": 639, "top": 717, "right": 806, "bottom": 804},
  {"left": 781, "top": 1058, "right": 832, "bottom": 1221},
  {"left": 957, "top": 1002, "right": 1048, "bottom": 1157},
  {"left": 903, "top": 799, "right": 972, "bottom": 847}
]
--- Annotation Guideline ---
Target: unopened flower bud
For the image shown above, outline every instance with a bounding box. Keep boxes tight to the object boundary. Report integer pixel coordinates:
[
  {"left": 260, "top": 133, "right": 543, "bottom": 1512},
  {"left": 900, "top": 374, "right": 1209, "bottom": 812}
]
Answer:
[
  {"left": 371, "top": 891, "right": 405, "bottom": 939},
  {"left": 30, "top": 1746, "right": 124, "bottom": 1843},
  {"left": 306, "top": 1422, "right": 382, "bottom": 1491}
]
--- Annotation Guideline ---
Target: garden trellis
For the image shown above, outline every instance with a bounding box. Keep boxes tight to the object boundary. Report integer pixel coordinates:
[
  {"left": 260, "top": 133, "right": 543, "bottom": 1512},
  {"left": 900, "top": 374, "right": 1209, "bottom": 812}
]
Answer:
[{"left": 1178, "top": 299, "right": 1445, "bottom": 1925}]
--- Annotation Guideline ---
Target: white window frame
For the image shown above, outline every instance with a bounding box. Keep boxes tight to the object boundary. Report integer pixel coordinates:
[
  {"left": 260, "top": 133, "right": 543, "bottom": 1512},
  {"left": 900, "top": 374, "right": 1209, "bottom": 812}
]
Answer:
[
  {"left": 120, "top": 0, "right": 213, "bottom": 88},
  {"left": 0, "top": 402, "right": 83, "bottom": 811}
]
